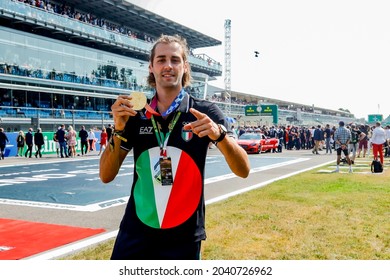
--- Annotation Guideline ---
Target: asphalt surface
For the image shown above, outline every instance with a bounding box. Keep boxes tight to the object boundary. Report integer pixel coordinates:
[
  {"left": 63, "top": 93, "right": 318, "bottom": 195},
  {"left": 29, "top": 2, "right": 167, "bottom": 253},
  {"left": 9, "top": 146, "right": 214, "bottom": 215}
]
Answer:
[{"left": 0, "top": 148, "right": 335, "bottom": 259}]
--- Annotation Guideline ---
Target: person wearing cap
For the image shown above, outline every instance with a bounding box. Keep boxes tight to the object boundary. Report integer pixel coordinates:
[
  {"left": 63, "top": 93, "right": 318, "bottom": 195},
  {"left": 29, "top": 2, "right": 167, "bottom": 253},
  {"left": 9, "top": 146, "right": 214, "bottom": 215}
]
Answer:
[
  {"left": 333, "top": 121, "right": 352, "bottom": 173},
  {"left": 370, "top": 121, "right": 386, "bottom": 165}
]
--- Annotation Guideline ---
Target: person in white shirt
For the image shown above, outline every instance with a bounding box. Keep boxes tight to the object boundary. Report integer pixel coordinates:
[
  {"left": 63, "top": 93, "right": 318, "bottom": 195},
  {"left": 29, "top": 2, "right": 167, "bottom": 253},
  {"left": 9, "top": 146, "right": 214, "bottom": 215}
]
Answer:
[
  {"left": 370, "top": 121, "right": 386, "bottom": 165},
  {"left": 87, "top": 128, "right": 96, "bottom": 152}
]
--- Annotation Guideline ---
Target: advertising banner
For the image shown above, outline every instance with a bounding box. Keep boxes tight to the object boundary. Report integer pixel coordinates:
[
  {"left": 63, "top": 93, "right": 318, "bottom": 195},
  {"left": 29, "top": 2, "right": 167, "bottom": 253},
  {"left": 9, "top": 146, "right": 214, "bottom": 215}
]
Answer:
[{"left": 3, "top": 131, "right": 102, "bottom": 157}]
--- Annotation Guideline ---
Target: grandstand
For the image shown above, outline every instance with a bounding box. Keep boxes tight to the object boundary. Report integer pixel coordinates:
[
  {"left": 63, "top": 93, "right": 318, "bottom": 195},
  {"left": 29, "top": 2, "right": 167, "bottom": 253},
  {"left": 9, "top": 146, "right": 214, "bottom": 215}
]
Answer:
[
  {"left": 0, "top": 0, "right": 359, "bottom": 132},
  {"left": 0, "top": 0, "right": 221, "bottom": 132}
]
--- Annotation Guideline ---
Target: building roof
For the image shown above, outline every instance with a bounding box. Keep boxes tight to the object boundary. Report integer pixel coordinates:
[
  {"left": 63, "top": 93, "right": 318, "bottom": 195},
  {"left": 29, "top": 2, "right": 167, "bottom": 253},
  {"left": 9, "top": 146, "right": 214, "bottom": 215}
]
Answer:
[
  {"left": 1, "top": 0, "right": 222, "bottom": 76},
  {"left": 62, "top": 0, "right": 222, "bottom": 49},
  {"left": 207, "top": 85, "right": 355, "bottom": 118}
]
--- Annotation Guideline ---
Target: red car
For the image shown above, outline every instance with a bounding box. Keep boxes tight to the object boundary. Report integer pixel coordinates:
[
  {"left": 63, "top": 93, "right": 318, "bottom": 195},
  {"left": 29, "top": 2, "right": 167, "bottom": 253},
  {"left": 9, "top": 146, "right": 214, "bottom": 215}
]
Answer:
[{"left": 237, "top": 133, "right": 279, "bottom": 154}]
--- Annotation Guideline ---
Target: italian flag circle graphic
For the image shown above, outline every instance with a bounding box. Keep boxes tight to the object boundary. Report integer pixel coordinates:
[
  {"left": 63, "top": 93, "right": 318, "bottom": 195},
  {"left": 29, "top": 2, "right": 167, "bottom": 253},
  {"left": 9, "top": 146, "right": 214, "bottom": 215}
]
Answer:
[{"left": 134, "top": 146, "right": 202, "bottom": 229}]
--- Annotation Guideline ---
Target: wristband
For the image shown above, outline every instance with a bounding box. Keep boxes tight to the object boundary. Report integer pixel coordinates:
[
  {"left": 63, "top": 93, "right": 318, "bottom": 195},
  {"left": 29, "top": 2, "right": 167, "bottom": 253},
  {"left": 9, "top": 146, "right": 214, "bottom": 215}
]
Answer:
[
  {"left": 109, "top": 129, "right": 127, "bottom": 152},
  {"left": 113, "top": 130, "right": 127, "bottom": 142},
  {"left": 212, "top": 124, "right": 227, "bottom": 145}
]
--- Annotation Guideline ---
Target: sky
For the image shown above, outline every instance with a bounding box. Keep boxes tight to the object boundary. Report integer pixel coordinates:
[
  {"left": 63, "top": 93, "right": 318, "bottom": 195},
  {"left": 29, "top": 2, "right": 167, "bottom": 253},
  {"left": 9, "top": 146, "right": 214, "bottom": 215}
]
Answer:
[{"left": 128, "top": 0, "right": 390, "bottom": 120}]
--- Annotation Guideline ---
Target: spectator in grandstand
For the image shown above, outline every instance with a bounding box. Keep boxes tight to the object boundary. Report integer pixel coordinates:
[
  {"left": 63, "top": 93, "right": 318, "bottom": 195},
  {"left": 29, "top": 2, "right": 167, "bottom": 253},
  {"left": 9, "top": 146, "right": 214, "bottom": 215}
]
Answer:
[
  {"left": 33, "top": 127, "right": 45, "bottom": 158},
  {"left": 0, "top": 128, "right": 9, "bottom": 160},
  {"left": 78, "top": 125, "right": 89, "bottom": 156},
  {"left": 370, "top": 121, "right": 386, "bottom": 165},
  {"left": 22, "top": 0, "right": 156, "bottom": 44},
  {"left": 24, "top": 128, "right": 34, "bottom": 158},
  {"left": 99, "top": 34, "right": 249, "bottom": 260},
  {"left": 332, "top": 121, "right": 352, "bottom": 173},
  {"left": 16, "top": 130, "right": 25, "bottom": 157}
]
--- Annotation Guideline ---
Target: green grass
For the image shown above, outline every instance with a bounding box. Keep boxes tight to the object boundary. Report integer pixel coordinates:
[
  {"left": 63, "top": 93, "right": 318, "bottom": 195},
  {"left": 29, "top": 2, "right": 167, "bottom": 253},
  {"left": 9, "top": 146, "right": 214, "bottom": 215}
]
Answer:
[{"left": 62, "top": 160, "right": 390, "bottom": 260}]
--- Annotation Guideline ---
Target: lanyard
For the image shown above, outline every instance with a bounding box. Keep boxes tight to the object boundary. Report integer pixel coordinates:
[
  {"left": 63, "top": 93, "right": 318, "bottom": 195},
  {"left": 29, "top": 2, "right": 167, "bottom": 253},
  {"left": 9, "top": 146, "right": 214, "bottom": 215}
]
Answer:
[
  {"left": 151, "top": 111, "right": 181, "bottom": 157},
  {"left": 143, "top": 89, "right": 185, "bottom": 119}
]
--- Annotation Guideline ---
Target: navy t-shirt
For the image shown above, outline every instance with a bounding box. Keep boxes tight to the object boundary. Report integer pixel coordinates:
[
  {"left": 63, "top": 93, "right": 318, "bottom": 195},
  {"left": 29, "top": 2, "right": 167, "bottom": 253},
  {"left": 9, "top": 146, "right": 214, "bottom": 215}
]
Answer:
[{"left": 56, "top": 129, "right": 66, "bottom": 142}]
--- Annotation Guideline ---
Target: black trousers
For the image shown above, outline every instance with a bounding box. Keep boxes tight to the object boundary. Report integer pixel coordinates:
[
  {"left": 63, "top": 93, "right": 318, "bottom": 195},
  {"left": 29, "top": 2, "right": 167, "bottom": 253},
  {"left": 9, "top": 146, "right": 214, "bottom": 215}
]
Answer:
[
  {"left": 81, "top": 141, "right": 88, "bottom": 155},
  {"left": 25, "top": 144, "right": 33, "bottom": 157},
  {"left": 110, "top": 229, "right": 201, "bottom": 260},
  {"left": 35, "top": 144, "right": 43, "bottom": 157}
]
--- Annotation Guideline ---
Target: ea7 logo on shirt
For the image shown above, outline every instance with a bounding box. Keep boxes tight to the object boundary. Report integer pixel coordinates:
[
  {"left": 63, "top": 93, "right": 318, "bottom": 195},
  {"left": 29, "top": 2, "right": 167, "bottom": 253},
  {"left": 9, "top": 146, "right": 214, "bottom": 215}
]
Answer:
[{"left": 139, "top": 126, "right": 153, "bottom": 135}]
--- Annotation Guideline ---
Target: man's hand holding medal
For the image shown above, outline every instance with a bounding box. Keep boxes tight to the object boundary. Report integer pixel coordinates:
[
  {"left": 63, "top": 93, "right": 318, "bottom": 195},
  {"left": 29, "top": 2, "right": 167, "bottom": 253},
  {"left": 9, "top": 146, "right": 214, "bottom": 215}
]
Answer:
[{"left": 111, "top": 92, "right": 147, "bottom": 129}]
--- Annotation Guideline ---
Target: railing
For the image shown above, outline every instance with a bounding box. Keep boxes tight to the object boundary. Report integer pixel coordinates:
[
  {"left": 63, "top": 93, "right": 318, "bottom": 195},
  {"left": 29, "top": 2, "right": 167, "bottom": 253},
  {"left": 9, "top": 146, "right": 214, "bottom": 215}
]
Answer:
[
  {"left": 0, "top": 63, "right": 152, "bottom": 93},
  {"left": 0, "top": 105, "right": 111, "bottom": 121},
  {"left": 0, "top": 102, "right": 357, "bottom": 128}
]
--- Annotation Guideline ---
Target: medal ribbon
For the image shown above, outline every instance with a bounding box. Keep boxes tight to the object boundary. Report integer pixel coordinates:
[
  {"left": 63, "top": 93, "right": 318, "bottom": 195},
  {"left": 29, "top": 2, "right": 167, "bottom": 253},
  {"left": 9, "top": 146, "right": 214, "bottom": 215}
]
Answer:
[
  {"left": 144, "top": 89, "right": 185, "bottom": 119},
  {"left": 151, "top": 111, "right": 182, "bottom": 157}
]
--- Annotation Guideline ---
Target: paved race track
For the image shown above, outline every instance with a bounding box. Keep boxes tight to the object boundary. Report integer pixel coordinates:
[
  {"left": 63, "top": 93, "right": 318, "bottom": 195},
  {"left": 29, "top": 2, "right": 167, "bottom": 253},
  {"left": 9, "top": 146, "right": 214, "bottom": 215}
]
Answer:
[{"left": 0, "top": 149, "right": 334, "bottom": 259}]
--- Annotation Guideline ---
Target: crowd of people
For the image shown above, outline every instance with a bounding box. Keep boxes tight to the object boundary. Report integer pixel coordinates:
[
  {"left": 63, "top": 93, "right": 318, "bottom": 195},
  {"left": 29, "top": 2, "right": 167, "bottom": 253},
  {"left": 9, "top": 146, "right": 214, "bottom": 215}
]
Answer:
[
  {"left": 17, "top": 0, "right": 156, "bottom": 43},
  {"left": 15, "top": 0, "right": 213, "bottom": 63},
  {"left": 231, "top": 122, "right": 390, "bottom": 166},
  {"left": 0, "top": 124, "right": 113, "bottom": 160},
  {"left": 51, "top": 123, "right": 112, "bottom": 158},
  {"left": 2, "top": 121, "right": 389, "bottom": 163}
]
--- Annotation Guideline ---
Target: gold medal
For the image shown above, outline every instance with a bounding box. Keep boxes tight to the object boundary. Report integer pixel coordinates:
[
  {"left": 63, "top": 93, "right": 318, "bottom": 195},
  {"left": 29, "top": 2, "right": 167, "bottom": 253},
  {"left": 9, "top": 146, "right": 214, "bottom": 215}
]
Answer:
[{"left": 129, "top": 92, "right": 147, "bottom": 111}]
